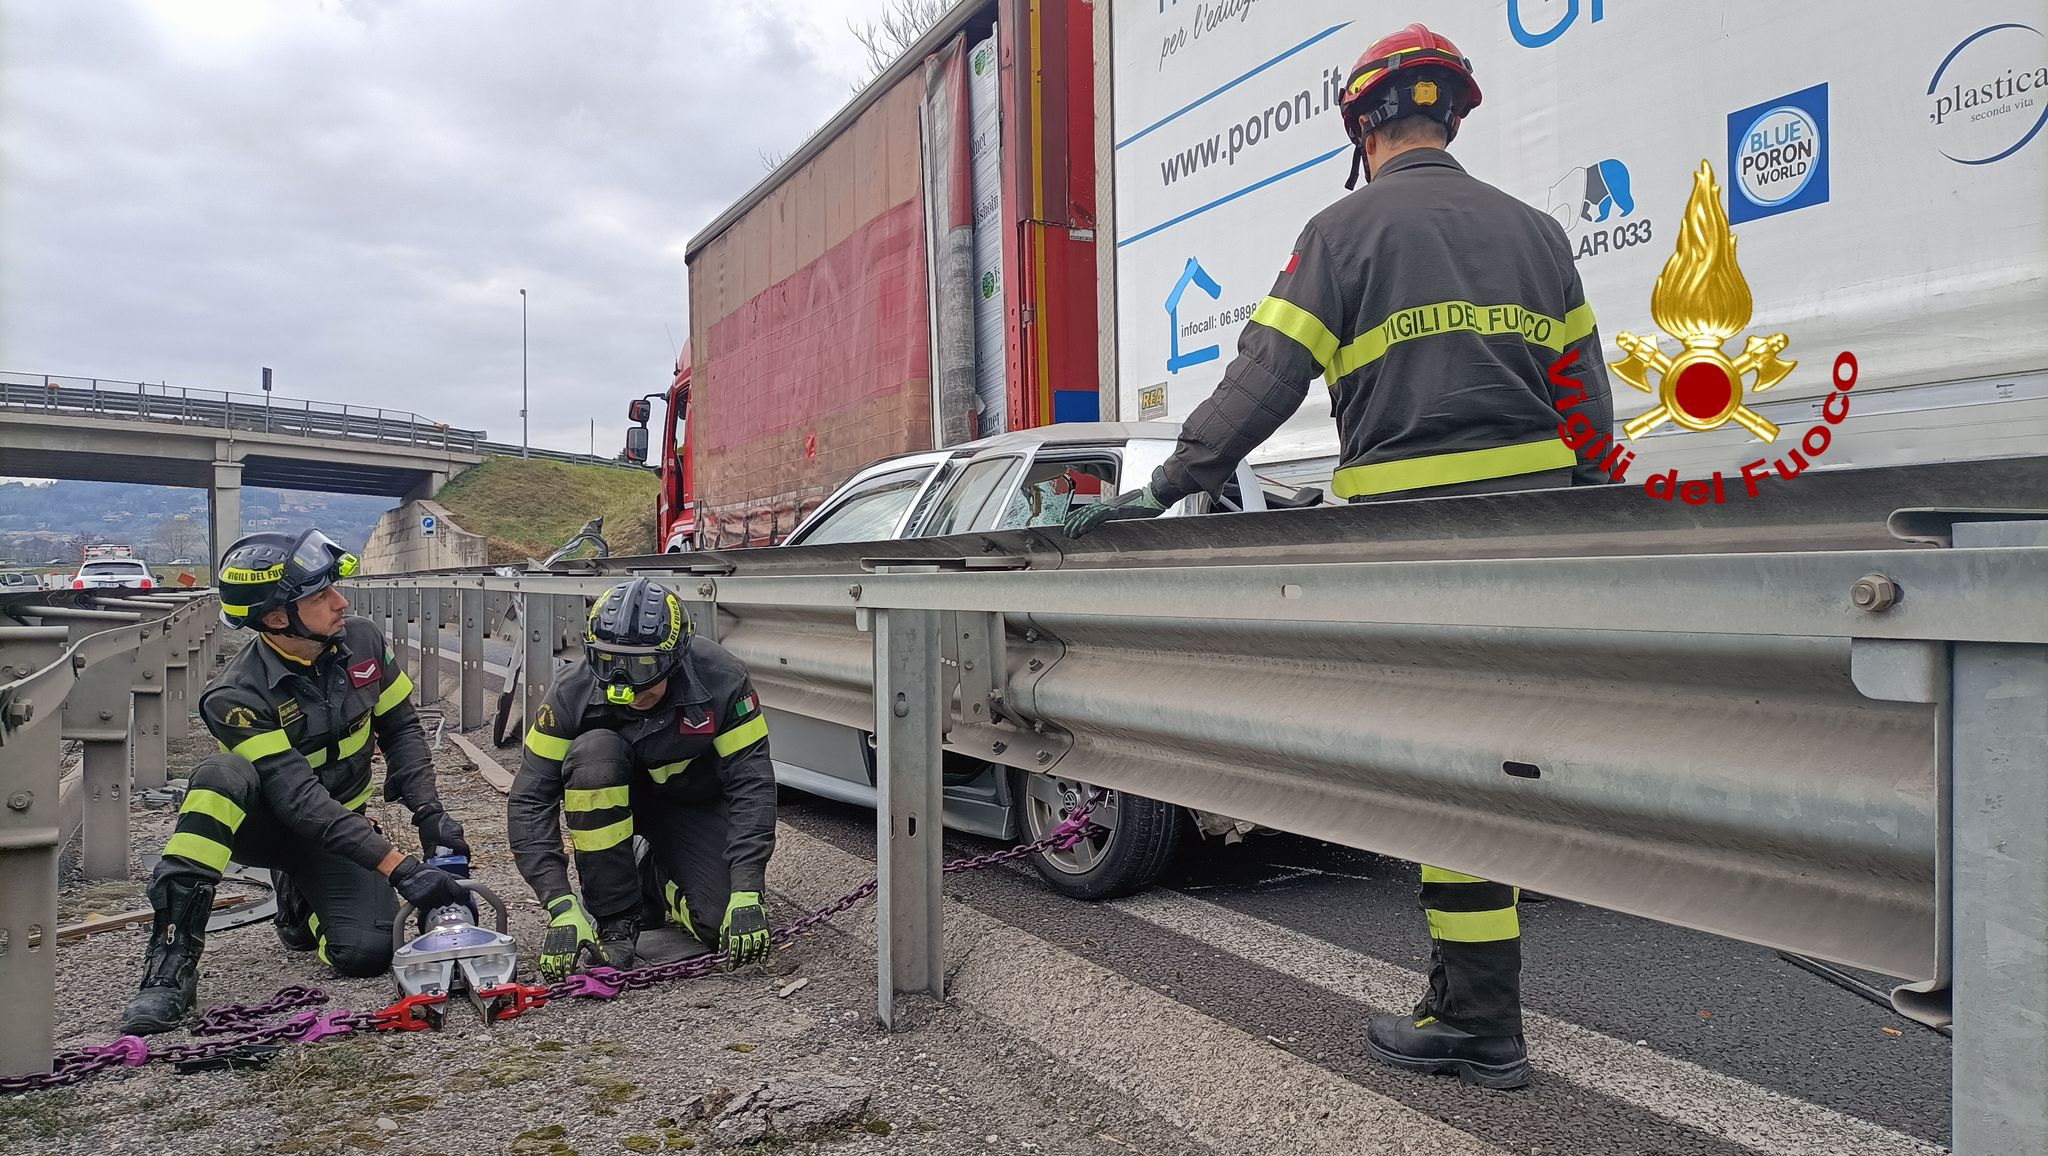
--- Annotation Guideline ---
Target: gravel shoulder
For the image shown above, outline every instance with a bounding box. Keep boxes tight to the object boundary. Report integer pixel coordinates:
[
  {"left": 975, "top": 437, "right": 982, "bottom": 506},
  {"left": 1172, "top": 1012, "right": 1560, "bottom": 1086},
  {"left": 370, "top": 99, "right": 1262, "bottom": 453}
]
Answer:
[{"left": 8, "top": 701, "right": 1212, "bottom": 1156}]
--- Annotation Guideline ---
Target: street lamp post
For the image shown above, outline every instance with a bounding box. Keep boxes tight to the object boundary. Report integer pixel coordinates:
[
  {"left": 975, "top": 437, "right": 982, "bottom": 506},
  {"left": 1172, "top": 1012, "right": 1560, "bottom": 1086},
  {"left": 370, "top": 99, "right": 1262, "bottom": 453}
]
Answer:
[{"left": 520, "top": 289, "right": 529, "bottom": 460}]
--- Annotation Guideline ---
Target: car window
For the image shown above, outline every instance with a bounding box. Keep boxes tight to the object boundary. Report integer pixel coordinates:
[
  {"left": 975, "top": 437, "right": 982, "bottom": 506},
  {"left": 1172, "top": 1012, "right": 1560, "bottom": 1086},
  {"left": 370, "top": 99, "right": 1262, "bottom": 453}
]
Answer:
[
  {"left": 795, "top": 468, "right": 934, "bottom": 546},
  {"left": 996, "top": 456, "right": 1120, "bottom": 530},
  {"left": 82, "top": 562, "right": 148, "bottom": 575},
  {"left": 919, "top": 456, "right": 1024, "bottom": 537}
]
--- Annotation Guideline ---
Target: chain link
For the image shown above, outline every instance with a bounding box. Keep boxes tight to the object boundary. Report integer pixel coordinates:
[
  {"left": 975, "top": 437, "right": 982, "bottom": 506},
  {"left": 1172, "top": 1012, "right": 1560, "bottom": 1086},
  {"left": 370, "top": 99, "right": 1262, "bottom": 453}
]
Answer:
[{"left": 2, "top": 791, "right": 1107, "bottom": 1095}]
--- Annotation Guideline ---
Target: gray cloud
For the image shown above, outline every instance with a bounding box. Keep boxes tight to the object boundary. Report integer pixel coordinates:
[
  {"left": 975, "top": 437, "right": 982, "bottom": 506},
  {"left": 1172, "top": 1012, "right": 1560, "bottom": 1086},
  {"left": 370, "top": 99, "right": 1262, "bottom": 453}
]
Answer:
[{"left": 0, "top": 0, "right": 883, "bottom": 455}]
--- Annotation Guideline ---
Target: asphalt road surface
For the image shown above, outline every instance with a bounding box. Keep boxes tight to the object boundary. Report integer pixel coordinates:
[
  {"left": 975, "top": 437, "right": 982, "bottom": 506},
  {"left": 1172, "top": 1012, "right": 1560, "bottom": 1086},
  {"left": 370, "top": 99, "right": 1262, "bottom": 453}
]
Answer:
[{"left": 778, "top": 792, "right": 1950, "bottom": 1156}]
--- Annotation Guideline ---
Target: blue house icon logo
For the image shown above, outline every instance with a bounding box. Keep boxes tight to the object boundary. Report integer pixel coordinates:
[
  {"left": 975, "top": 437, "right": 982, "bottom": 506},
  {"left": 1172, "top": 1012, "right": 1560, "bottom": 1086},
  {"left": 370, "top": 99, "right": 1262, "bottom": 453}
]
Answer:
[{"left": 1165, "top": 257, "right": 1222, "bottom": 375}]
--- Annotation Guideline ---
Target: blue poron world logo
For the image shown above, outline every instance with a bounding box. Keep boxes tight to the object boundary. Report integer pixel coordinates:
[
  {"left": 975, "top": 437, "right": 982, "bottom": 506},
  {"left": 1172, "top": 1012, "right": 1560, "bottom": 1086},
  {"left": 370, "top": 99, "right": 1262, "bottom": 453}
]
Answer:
[
  {"left": 1165, "top": 257, "right": 1222, "bottom": 375},
  {"left": 1510, "top": 0, "right": 1605, "bottom": 49},
  {"left": 1927, "top": 23, "right": 2048, "bottom": 165},
  {"left": 1727, "top": 83, "right": 1829, "bottom": 224}
]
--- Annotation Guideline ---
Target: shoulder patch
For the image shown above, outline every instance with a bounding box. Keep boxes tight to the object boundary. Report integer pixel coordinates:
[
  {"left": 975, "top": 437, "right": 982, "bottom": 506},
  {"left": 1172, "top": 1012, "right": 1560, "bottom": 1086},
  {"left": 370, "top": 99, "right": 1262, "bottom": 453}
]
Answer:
[
  {"left": 537, "top": 702, "right": 558, "bottom": 731},
  {"left": 346, "top": 657, "right": 381, "bottom": 688},
  {"left": 276, "top": 698, "right": 304, "bottom": 727},
  {"left": 223, "top": 705, "right": 258, "bottom": 728}
]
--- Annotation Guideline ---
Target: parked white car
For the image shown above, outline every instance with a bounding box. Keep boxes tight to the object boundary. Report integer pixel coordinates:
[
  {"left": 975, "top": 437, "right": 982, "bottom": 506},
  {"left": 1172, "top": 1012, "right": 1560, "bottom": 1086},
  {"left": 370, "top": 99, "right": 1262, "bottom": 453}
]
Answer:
[{"left": 70, "top": 558, "right": 156, "bottom": 590}]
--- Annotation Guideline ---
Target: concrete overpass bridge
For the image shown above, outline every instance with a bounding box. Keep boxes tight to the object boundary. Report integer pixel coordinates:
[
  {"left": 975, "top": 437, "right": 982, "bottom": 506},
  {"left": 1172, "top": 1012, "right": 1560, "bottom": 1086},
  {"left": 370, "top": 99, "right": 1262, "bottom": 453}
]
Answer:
[{"left": 1, "top": 372, "right": 487, "bottom": 561}]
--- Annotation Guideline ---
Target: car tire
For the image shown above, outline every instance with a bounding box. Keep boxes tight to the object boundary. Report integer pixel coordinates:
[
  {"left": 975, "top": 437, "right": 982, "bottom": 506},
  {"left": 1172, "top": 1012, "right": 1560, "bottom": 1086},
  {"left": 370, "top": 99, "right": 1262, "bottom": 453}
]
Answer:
[{"left": 1012, "top": 770, "right": 1185, "bottom": 900}]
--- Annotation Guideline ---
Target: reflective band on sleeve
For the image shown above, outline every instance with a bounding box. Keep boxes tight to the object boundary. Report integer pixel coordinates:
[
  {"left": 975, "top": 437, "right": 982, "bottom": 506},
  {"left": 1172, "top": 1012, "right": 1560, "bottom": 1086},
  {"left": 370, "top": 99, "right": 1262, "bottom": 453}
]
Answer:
[
  {"left": 1330, "top": 438, "right": 1576, "bottom": 500},
  {"left": 231, "top": 729, "right": 293, "bottom": 761},
  {"left": 713, "top": 714, "right": 769, "bottom": 757},
  {"left": 342, "top": 779, "right": 375, "bottom": 811},
  {"left": 1420, "top": 865, "right": 1490, "bottom": 885},
  {"left": 163, "top": 831, "right": 233, "bottom": 872},
  {"left": 305, "top": 717, "right": 372, "bottom": 769},
  {"left": 1330, "top": 300, "right": 1598, "bottom": 380},
  {"left": 569, "top": 816, "right": 635, "bottom": 852},
  {"left": 525, "top": 728, "right": 572, "bottom": 762},
  {"left": 180, "top": 788, "right": 247, "bottom": 832},
  {"left": 565, "top": 785, "right": 631, "bottom": 812},
  {"left": 648, "top": 759, "right": 692, "bottom": 785},
  {"left": 1426, "top": 905, "right": 1521, "bottom": 944},
  {"left": 1251, "top": 296, "right": 1339, "bottom": 378},
  {"left": 375, "top": 672, "right": 415, "bottom": 715}
]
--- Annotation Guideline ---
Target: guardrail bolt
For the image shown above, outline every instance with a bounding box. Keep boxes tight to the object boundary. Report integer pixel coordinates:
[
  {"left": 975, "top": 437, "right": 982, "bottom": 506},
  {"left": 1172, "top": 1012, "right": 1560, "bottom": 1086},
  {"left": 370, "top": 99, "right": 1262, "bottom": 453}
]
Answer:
[
  {"left": 1027, "top": 658, "right": 1043, "bottom": 672},
  {"left": 1023, "top": 629, "right": 1040, "bottom": 643},
  {"left": 1035, "top": 751, "right": 1051, "bottom": 765},
  {"left": 1851, "top": 574, "right": 1901, "bottom": 613},
  {"left": 992, "top": 741, "right": 1007, "bottom": 755},
  {"left": 847, "top": 584, "right": 862, "bottom": 600},
  {"left": 696, "top": 583, "right": 713, "bottom": 597},
  {"left": 6, "top": 791, "right": 30, "bottom": 812},
  {"left": 98, "top": 710, "right": 113, "bottom": 721},
  {"left": 4, "top": 701, "right": 32, "bottom": 725}
]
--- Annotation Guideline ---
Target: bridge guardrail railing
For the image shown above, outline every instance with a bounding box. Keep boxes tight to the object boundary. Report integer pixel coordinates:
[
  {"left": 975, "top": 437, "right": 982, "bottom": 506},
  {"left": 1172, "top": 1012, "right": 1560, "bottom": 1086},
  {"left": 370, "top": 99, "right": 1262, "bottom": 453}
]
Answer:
[
  {"left": 1, "top": 372, "right": 486, "bottom": 454},
  {"left": 344, "top": 484, "right": 2047, "bottom": 1156},
  {"left": 0, "top": 589, "right": 221, "bottom": 1075}
]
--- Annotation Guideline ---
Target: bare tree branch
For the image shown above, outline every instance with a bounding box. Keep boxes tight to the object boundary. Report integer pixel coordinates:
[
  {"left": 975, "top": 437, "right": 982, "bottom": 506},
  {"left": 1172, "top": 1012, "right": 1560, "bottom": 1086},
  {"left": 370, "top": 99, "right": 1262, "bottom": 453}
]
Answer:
[
  {"left": 759, "top": 148, "right": 788, "bottom": 172},
  {"left": 847, "top": 0, "right": 951, "bottom": 85}
]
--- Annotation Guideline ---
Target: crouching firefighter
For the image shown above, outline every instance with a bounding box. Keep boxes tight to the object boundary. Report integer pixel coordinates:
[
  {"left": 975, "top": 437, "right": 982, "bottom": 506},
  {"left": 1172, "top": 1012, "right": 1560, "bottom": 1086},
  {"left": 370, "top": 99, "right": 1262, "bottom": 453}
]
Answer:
[
  {"left": 508, "top": 578, "right": 777, "bottom": 979},
  {"left": 122, "top": 529, "right": 472, "bottom": 1035}
]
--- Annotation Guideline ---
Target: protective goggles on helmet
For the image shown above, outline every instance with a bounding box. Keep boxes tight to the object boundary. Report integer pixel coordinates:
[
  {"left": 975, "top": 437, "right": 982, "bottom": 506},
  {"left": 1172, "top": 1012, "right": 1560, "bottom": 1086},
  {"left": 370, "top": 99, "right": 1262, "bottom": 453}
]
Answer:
[
  {"left": 289, "top": 529, "right": 359, "bottom": 585},
  {"left": 591, "top": 645, "right": 676, "bottom": 703}
]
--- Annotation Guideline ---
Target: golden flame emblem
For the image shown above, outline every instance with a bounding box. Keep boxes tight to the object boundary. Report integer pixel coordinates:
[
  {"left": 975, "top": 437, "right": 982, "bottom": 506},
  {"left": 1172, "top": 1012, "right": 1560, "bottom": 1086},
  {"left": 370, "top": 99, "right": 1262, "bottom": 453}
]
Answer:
[{"left": 1611, "top": 161, "right": 1796, "bottom": 443}]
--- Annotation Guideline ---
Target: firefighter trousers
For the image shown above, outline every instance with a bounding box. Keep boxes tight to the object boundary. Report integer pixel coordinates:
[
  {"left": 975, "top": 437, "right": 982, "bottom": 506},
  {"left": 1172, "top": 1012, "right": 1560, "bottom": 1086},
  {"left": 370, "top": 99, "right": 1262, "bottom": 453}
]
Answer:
[
  {"left": 153, "top": 753, "right": 399, "bottom": 977},
  {"left": 1416, "top": 868, "right": 1523, "bottom": 1037},
  {"left": 560, "top": 730, "right": 733, "bottom": 949}
]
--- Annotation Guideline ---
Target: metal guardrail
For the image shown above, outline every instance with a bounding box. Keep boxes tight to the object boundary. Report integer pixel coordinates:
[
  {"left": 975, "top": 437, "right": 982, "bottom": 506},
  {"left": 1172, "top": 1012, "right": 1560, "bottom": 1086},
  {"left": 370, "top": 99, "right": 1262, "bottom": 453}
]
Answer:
[
  {"left": 475, "top": 441, "right": 642, "bottom": 470},
  {"left": 348, "top": 468, "right": 2048, "bottom": 1156},
  {"left": 1, "top": 372, "right": 486, "bottom": 454},
  {"left": 0, "top": 589, "right": 220, "bottom": 1075}
]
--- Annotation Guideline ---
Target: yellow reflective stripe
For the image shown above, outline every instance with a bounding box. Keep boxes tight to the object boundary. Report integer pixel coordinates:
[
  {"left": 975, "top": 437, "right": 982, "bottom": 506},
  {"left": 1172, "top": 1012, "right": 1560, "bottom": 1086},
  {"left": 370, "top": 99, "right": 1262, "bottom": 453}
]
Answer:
[
  {"left": 1251, "top": 296, "right": 1339, "bottom": 378},
  {"left": 231, "top": 729, "right": 292, "bottom": 761},
  {"left": 1330, "top": 299, "right": 1596, "bottom": 380},
  {"left": 525, "top": 728, "right": 572, "bottom": 762},
  {"left": 309, "top": 912, "right": 331, "bottom": 966},
  {"left": 163, "top": 831, "right": 233, "bottom": 872},
  {"left": 713, "top": 714, "right": 769, "bottom": 757},
  {"left": 664, "top": 881, "right": 695, "bottom": 934},
  {"left": 220, "top": 602, "right": 251, "bottom": 618},
  {"left": 569, "top": 816, "right": 634, "bottom": 852},
  {"left": 304, "top": 717, "right": 372, "bottom": 769},
  {"left": 565, "top": 785, "right": 631, "bottom": 812},
  {"left": 375, "top": 672, "right": 414, "bottom": 715},
  {"left": 342, "top": 779, "right": 374, "bottom": 811},
  {"left": 1426, "top": 906, "right": 1521, "bottom": 944},
  {"left": 648, "top": 759, "right": 692, "bottom": 785},
  {"left": 1421, "top": 865, "right": 1491, "bottom": 885},
  {"left": 1330, "top": 437, "right": 1576, "bottom": 500},
  {"left": 180, "top": 788, "right": 247, "bottom": 832}
]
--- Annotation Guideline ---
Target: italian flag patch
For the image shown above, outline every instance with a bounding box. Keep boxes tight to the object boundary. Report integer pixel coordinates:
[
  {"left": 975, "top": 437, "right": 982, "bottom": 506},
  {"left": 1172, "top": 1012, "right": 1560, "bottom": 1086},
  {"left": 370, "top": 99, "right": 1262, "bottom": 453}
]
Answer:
[{"left": 735, "top": 692, "right": 758, "bottom": 719}]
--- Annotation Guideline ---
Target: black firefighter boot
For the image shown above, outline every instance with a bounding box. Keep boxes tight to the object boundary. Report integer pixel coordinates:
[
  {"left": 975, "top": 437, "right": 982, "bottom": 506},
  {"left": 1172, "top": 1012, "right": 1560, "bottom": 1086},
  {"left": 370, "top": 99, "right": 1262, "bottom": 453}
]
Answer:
[
  {"left": 119, "top": 876, "right": 215, "bottom": 1036},
  {"left": 272, "top": 870, "right": 316, "bottom": 952},
  {"left": 1366, "top": 1013, "right": 1530, "bottom": 1090},
  {"left": 596, "top": 911, "right": 640, "bottom": 971}
]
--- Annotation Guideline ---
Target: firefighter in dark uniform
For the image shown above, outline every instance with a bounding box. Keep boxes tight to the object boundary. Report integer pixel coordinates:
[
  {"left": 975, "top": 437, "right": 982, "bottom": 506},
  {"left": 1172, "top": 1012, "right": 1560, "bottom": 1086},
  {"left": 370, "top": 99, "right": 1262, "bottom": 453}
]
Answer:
[
  {"left": 121, "top": 529, "right": 471, "bottom": 1035},
  {"left": 508, "top": 578, "right": 776, "bottom": 978},
  {"left": 1069, "top": 23, "right": 1615, "bottom": 1090}
]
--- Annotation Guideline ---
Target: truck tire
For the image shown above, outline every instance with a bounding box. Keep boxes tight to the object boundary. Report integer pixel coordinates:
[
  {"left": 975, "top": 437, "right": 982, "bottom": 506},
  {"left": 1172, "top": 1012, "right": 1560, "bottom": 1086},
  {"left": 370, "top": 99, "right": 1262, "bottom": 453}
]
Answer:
[{"left": 1013, "top": 771, "right": 1185, "bottom": 900}]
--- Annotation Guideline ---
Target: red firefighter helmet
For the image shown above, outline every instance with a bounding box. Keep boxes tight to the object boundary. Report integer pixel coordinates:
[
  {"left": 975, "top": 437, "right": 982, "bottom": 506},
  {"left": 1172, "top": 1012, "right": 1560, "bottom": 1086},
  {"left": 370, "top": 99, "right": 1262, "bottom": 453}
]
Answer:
[{"left": 1340, "top": 23, "right": 1483, "bottom": 147}]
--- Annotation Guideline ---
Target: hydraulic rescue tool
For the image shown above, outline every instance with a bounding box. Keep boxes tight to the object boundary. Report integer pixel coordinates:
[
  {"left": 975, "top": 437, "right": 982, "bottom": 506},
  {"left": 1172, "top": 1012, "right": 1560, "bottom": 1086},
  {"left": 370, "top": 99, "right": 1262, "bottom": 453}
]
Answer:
[{"left": 388, "top": 853, "right": 519, "bottom": 1026}]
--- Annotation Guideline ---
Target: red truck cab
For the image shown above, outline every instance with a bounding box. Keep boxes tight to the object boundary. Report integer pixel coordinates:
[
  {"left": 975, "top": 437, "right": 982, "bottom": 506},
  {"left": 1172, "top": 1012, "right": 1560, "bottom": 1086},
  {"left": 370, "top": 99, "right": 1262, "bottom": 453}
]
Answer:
[{"left": 626, "top": 345, "right": 696, "bottom": 552}]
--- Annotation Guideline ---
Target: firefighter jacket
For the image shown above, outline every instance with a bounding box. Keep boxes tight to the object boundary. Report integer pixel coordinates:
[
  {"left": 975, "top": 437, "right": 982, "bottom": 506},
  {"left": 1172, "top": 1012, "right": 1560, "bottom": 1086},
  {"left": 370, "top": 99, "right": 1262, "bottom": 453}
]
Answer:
[
  {"left": 508, "top": 638, "right": 776, "bottom": 903},
  {"left": 1150, "top": 147, "right": 1615, "bottom": 504},
  {"left": 196, "top": 616, "right": 440, "bottom": 872}
]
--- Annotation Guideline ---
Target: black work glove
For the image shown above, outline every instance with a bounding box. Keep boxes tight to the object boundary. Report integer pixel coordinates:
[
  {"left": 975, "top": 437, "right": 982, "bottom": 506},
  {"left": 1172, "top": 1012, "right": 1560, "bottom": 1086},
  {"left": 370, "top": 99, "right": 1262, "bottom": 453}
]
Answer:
[
  {"left": 413, "top": 803, "right": 471, "bottom": 858},
  {"left": 390, "top": 856, "right": 469, "bottom": 911},
  {"left": 1063, "top": 485, "right": 1169, "bottom": 538}
]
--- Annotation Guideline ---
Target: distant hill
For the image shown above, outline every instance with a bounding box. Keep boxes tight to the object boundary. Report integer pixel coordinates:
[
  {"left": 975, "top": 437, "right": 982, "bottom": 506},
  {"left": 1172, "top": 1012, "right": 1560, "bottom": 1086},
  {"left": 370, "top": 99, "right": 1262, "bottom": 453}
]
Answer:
[{"left": 0, "top": 479, "right": 396, "bottom": 565}]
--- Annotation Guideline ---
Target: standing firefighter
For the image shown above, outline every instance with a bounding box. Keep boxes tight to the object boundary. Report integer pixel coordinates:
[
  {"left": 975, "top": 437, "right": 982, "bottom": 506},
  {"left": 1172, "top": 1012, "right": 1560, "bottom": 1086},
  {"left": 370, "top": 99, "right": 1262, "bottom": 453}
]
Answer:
[
  {"left": 508, "top": 578, "right": 776, "bottom": 978},
  {"left": 1069, "top": 23, "right": 1616, "bottom": 1090},
  {"left": 122, "top": 530, "right": 471, "bottom": 1035}
]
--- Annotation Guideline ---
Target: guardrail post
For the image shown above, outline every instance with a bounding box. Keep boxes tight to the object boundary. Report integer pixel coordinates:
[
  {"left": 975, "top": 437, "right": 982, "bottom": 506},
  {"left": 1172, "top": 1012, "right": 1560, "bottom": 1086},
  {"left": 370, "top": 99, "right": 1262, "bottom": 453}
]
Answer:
[
  {"left": 0, "top": 626, "right": 71, "bottom": 1078},
  {"left": 400, "top": 589, "right": 421, "bottom": 677},
  {"left": 1949, "top": 518, "right": 2048, "bottom": 1156},
  {"left": 460, "top": 588, "right": 485, "bottom": 731},
  {"left": 59, "top": 636, "right": 137, "bottom": 880},
  {"left": 132, "top": 618, "right": 169, "bottom": 790},
  {"left": 164, "top": 609, "right": 192, "bottom": 741},
  {"left": 419, "top": 587, "right": 441, "bottom": 704},
  {"left": 523, "top": 593, "right": 555, "bottom": 738},
  {"left": 870, "top": 568, "right": 944, "bottom": 1027},
  {"left": 181, "top": 605, "right": 205, "bottom": 729}
]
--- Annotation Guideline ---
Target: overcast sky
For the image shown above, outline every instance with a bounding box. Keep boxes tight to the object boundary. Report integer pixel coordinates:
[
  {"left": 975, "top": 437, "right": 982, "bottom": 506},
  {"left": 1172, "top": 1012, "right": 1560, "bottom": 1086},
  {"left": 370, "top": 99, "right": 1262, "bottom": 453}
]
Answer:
[{"left": 0, "top": 0, "right": 901, "bottom": 457}]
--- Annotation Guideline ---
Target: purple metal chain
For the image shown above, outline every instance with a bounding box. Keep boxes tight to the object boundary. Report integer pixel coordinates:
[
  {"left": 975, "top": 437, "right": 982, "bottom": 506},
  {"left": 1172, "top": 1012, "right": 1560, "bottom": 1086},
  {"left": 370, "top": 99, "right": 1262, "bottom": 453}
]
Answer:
[{"left": 1, "top": 792, "right": 1106, "bottom": 1095}]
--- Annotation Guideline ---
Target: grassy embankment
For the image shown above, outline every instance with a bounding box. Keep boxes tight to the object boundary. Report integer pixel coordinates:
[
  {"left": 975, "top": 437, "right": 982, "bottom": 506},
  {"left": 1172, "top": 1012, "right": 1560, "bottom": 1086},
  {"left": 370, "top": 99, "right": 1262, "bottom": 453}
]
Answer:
[{"left": 435, "top": 457, "right": 659, "bottom": 564}]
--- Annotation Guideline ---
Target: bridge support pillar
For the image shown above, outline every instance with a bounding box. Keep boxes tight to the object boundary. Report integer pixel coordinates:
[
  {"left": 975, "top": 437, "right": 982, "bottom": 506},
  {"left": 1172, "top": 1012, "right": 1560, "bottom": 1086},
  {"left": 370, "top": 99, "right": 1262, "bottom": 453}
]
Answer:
[
  {"left": 404, "top": 469, "right": 450, "bottom": 503},
  {"left": 207, "top": 459, "right": 243, "bottom": 564}
]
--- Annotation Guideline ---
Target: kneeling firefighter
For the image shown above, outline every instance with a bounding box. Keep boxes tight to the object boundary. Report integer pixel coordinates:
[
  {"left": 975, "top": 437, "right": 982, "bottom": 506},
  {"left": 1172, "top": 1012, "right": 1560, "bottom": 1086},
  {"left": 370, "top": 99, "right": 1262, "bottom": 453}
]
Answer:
[
  {"left": 122, "top": 529, "right": 471, "bottom": 1035},
  {"left": 507, "top": 578, "right": 777, "bottom": 978}
]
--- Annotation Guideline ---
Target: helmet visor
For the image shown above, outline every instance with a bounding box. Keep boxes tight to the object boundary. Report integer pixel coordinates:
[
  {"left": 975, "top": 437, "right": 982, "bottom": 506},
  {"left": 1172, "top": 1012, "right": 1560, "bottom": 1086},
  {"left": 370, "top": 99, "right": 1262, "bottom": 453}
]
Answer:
[
  {"left": 591, "top": 647, "right": 669, "bottom": 689},
  {"left": 287, "top": 530, "right": 358, "bottom": 589}
]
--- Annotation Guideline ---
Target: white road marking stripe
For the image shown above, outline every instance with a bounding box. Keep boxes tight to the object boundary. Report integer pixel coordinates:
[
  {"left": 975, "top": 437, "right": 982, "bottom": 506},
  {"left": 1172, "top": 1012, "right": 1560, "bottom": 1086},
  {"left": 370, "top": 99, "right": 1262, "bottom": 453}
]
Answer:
[
  {"left": 1111, "top": 890, "right": 1945, "bottom": 1156},
  {"left": 772, "top": 825, "right": 1512, "bottom": 1156}
]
